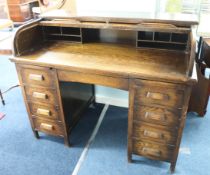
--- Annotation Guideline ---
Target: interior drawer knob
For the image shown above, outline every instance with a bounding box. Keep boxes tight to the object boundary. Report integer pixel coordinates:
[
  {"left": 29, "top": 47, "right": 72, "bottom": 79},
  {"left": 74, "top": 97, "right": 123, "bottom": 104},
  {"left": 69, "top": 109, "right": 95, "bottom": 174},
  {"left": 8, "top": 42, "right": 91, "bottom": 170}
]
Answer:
[
  {"left": 145, "top": 112, "right": 166, "bottom": 122},
  {"left": 29, "top": 74, "right": 44, "bottom": 81},
  {"left": 146, "top": 92, "right": 169, "bottom": 100},
  {"left": 40, "top": 123, "right": 54, "bottom": 130},
  {"left": 143, "top": 130, "right": 164, "bottom": 139},
  {"left": 33, "top": 92, "right": 47, "bottom": 99},
  {"left": 37, "top": 108, "right": 51, "bottom": 116},
  {"left": 142, "top": 147, "right": 161, "bottom": 157}
]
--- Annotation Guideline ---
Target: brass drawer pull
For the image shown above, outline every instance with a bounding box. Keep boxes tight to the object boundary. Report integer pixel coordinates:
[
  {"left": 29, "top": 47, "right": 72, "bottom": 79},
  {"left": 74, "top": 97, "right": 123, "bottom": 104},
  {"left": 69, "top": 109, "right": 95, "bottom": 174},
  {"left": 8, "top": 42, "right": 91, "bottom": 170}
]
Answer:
[
  {"left": 37, "top": 108, "right": 51, "bottom": 116},
  {"left": 33, "top": 92, "right": 47, "bottom": 99},
  {"left": 40, "top": 123, "right": 54, "bottom": 130},
  {"left": 142, "top": 147, "right": 161, "bottom": 157},
  {"left": 145, "top": 112, "right": 166, "bottom": 122},
  {"left": 143, "top": 130, "right": 164, "bottom": 139},
  {"left": 146, "top": 92, "right": 169, "bottom": 100},
  {"left": 29, "top": 74, "right": 44, "bottom": 81}
]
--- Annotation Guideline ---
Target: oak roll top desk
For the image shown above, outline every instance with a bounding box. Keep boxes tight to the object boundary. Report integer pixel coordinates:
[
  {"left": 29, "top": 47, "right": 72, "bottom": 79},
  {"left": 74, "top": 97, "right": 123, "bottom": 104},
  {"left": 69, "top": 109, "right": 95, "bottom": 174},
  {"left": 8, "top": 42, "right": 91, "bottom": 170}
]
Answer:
[{"left": 10, "top": 1, "right": 198, "bottom": 173}]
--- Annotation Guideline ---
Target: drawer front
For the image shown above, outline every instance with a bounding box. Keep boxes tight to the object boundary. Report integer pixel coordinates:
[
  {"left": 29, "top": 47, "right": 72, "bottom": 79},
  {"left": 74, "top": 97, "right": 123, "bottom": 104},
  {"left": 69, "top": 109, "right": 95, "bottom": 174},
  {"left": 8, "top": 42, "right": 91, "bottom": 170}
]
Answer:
[
  {"left": 134, "top": 105, "right": 181, "bottom": 126},
  {"left": 25, "top": 86, "right": 58, "bottom": 105},
  {"left": 33, "top": 118, "right": 64, "bottom": 137},
  {"left": 20, "top": 67, "right": 56, "bottom": 87},
  {"left": 134, "top": 80, "right": 184, "bottom": 108},
  {"left": 133, "top": 122, "right": 177, "bottom": 145},
  {"left": 28, "top": 103, "right": 60, "bottom": 121},
  {"left": 132, "top": 139, "right": 174, "bottom": 162}
]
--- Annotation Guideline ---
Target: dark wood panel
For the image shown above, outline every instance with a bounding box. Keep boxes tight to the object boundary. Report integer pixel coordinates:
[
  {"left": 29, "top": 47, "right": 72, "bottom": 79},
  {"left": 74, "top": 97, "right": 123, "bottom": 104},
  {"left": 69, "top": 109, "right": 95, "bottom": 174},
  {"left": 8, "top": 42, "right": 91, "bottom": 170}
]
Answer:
[
  {"left": 59, "top": 81, "right": 95, "bottom": 132},
  {"left": 188, "top": 63, "right": 210, "bottom": 116},
  {"left": 202, "top": 38, "right": 210, "bottom": 67}
]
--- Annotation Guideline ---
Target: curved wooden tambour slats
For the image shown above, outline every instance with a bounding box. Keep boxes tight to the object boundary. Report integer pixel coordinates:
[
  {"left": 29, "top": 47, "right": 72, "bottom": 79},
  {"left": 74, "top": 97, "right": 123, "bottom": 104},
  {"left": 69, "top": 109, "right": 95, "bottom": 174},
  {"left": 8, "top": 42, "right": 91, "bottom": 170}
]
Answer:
[{"left": 12, "top": 19, "right": 42, "bottom": 56}]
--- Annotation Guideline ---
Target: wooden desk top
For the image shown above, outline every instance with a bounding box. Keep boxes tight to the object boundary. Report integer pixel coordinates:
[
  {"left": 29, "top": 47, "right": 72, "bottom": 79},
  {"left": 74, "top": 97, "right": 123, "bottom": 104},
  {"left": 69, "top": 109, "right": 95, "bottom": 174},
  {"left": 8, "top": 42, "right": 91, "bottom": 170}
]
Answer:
[{"left": 11, "top": 42, "right": 189, "bottom": 83}]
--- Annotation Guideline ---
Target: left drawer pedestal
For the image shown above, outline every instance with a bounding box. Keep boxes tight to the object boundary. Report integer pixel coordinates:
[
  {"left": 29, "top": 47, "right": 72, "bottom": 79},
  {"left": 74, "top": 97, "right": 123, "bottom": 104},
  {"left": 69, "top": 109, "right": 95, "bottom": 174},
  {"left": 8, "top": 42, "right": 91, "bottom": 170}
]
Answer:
[{"left": 16, "top": 64, "right": 70, "bottom": 146}]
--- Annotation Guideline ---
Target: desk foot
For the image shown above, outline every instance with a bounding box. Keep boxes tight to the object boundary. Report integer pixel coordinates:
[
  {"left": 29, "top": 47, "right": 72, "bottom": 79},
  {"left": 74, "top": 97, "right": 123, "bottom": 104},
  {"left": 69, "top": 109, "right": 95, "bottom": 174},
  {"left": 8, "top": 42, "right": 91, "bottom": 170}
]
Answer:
[
  {"left": 128, "top": 153, "right": 132, "bottom": 163},
  {"left": 89, "top": 96, "right": 96, "bottom": 108},
  {"left": 198, "top": 110, "right": 206, "bottom": 117},
  {"left": 170, "top": 163, "right": 175, "bottom": 174},
  {"left": 64, "top": 137, "right": 71, "bottom": 147},
  {"left": 33, "top": 130, "right": 39, "bottom": 139}
]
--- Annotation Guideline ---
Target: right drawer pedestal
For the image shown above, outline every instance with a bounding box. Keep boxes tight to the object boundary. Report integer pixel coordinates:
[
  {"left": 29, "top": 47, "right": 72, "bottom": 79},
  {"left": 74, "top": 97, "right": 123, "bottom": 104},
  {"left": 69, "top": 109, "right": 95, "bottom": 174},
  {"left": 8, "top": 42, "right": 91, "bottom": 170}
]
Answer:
[{"left": 128, "top": 79, "right": 192, "bottom": 173}]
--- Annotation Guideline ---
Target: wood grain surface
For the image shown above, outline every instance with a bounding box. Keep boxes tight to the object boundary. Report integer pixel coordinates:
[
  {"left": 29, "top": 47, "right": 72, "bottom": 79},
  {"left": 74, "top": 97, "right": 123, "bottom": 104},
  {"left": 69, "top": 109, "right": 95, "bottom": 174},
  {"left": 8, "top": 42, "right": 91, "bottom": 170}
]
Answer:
[{"left": 11, "top": 42, "right": 189, "bottom": 83}]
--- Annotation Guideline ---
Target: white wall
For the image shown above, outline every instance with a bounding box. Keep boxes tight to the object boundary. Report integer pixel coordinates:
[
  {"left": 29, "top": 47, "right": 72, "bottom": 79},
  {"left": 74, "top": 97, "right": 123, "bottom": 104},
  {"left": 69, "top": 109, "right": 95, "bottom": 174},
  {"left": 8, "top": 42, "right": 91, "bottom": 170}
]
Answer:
[
  {"left": 76, "top": 0, "right": 157, "bottom": 14},
  {"left": 95, "top": 86, "right": 129, "bottom": 108}
]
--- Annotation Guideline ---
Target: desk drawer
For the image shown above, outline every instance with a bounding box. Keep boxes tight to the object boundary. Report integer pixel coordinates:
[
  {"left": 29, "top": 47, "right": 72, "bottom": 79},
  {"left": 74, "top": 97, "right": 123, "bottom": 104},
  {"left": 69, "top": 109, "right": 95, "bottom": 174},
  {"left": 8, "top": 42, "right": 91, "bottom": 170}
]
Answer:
[
  {"left": 33, "top": 118, "right": 64, "bottom": 137},
  {"left": 25, "top": 86, "right": 58, "bottom": 105},
  {"left": 134, "top": 105, "right": 181, "bottom": 126},
  {"left": 132, "top": 139, "right": 174, "bottom": 162},
  {"left": 19, "top": 66, "right": 56, "bottom": 87},
  {"left": 134, "top": 80, "right": 184, "bottom": 109},
  {"left": 133, "top": 122, "right": 177, "bottom": 145},
  {"left": 28, "top": 102, "right": 61, "bottom": 121}
]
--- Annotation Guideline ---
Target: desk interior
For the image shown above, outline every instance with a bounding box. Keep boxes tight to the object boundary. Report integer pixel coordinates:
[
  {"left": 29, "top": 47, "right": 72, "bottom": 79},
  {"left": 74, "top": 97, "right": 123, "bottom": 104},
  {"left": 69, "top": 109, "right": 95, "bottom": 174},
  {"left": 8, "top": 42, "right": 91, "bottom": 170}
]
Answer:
[{"left": 16, "top": 42, "right": 188, "bottom": 82}]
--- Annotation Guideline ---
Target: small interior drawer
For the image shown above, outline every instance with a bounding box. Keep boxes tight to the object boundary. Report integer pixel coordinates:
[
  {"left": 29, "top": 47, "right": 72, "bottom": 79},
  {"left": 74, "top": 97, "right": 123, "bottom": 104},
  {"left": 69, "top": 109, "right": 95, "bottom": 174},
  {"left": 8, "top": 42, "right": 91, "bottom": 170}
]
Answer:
[
  {"left": 33, "top": 118, "right": 64, "bottom": 137},
  {"left": 133, "top": 122, "right": 177, "bottom": 145},
  {"left": 24, "top": 86, "right": 58, "bottom": 105},
  {"left": 28, "top": 102, "right": 61, "bottom": 121},
  {"left": 132, "top": 139, "right": 174, "bottom": 162},
  {"left": 133, "top": 80, "right": 185, "bottom": 109},
  {"left": 133, "top": 105, "right": 181, "bottom": 126},
  {"left": 18, "top": 65, "right": 56, "bottom": 87}
]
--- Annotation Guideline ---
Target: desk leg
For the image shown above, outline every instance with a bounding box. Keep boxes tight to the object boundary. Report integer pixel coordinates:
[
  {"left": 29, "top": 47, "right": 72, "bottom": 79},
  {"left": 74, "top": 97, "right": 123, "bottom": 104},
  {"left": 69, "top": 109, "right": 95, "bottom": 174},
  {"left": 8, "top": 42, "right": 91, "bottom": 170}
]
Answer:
[
  {"left": 92, "top": 85, "right": 96, "bottom": 106},
  {"left": 64, "top": 136, "right": 70, "bottom": 147},
  {"left": 127, "top": 83, "right": 135, "bottom": 163},
  {"left": 33, "top": 130, "right": 39, "bottom": 139},
  {"left": 170, "top": 162, "right": 176, "bottom": 173},
  {"left": 127, "top": 151, "right": 132, "bottom": 163}
]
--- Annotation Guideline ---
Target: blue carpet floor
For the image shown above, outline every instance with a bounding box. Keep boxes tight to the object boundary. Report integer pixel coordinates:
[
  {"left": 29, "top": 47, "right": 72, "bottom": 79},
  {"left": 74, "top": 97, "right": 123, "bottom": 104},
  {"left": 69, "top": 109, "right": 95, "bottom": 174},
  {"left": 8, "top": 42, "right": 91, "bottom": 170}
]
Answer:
[{"left": 1, "top": 55, "right": 210, "bottom": 175}]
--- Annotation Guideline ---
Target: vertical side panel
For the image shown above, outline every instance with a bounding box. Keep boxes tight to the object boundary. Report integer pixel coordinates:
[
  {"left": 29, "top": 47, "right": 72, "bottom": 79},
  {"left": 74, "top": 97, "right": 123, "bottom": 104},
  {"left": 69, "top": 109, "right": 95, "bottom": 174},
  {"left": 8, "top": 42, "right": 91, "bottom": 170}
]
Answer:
[{"left": 127, "top": 79, "right": 135, "bottom": 162}]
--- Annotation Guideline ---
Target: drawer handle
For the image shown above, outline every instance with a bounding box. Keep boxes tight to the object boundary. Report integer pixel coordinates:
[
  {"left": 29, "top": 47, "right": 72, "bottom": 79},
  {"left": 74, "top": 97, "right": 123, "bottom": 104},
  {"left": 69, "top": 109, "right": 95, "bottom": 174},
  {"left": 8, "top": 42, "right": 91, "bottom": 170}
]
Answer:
[
  {"left": 40, "top": 123, "right": 54, "bottom": 130},
  {"left": 33, "top": 92, "right": 48, "bottom": 99},
  {"left": 29, "top": 74, "right": 44, "bottom": 81},
  {"left": 145, "top": 112, "right": 166, "bottom": 122},
  {"left": 142, "top": 147, "right": 161, "bottom": 157},
  {"left": 37, "top": 108, "right": 51, "bottom": 116},
  {"left": 146, "top": 92, "right": 169, "bottom": 101},
  {"left": 143, "top": 130, "right": 164, "bottom": 139}
]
